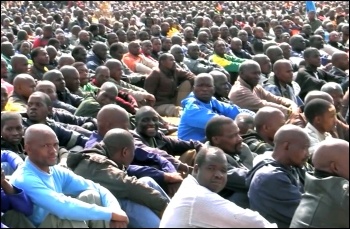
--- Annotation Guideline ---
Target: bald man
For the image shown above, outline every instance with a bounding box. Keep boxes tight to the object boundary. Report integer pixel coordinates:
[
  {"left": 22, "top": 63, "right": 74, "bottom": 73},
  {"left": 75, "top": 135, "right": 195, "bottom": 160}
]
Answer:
[
  {"left": 290, "top": 139, "right": 349, "bottom": 228},
  {"left": 229, "top": 60, "right": 298, "bottom": 116},
  {"left": 57, "top": 55, "right": 75, "bottom": 69},
  {"left": 263, "top": 59, "right": 303, "bottom": 106},
  {"left": 247, "top": 124, "right": 311, "bottom": 228},
  {"left": 235, "top": 113, "right": 255, "bottom": 135},
  {"left": 211, "top": 70, "right": 232, "bottom": 103},
  {"left": 230, "top": 37, "right": 253, "bottom": 60},
  {"left": 86, "top": 42, "right": 108, "bottom": 71},
  {"left": 8, "top": 73, "right": 36, "bottom": 111},
  {"left": 35, "top": 80, "right": 77, "bottom": 114},
  {"left": 9, "top": 54, "right": 29, "bottom": 84},
  {"left": 67, "top": 128, "right": 171, "bottom": 227},
  {"left": 75, "top": 82, "right": 119, "bottom": 118},
  {"left": 60, "top": 65, "right": 81, "bottom": 95},
  {"left": 9, "top": 124, "right": 128, "bottom": 228},
  {"left": 265, "top": 46, "right": 284, "bottom": 65},
  {"left": 178, "top": 73, "right": 254, "bottom": 141},
  {"left": 328, "top": 51, "right": 349, "bottom": 93}
]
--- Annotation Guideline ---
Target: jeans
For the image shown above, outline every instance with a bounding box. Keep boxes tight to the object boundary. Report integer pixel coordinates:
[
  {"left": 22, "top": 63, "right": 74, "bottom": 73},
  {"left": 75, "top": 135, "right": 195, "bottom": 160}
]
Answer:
[
  {"left": 117, "top": 177, "right": 170, "bottom": 228},
  {"left": 1, "top": 162, "right": 15, "bottom": 175}
]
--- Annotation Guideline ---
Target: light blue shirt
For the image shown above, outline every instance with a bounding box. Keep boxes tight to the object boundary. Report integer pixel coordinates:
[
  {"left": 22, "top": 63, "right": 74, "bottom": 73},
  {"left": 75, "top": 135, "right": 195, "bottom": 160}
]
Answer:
[{"left": 10, "top": 158, "right": 120, "bottom": 226}]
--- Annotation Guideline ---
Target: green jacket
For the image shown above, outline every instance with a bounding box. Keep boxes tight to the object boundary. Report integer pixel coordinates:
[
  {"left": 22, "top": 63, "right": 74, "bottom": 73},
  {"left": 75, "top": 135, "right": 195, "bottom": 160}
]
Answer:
[{"left": 74, "top": 96, "right": 101, "bottom": 118}]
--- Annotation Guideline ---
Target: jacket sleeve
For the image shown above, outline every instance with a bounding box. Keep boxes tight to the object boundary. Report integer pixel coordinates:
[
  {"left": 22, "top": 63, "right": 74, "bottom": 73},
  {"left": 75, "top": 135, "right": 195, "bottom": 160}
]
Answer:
[
  {"left": 134, "top": 147, "right": 177, "bottom": 173},
  {"left": 144, "top": 70, "right": 160, "bottom": 96},
  {"left": 226, "top": 167, "right": 249, "bottom": 191},
  {"left": 181, "top": 101, "right": 219, "bottom": 128},
  {"left": 53, "top": 100, "right": 77, "bottom": 114},
  {"left": 176, "top": 68, "right": 195, "bottom": 85},
  {"left": 127, "top": 164, "right": 165, "bottom": 185},
  {"left": 68, "top": 93, "right": 84, "bottom": 108},
  {"left": 295, "top": 71, "right": 327, "bottom": 99},
  {"left": 211, "top": 54, "right": 243, "bottom": 73},
  {"left": 6, "top": 186, "right": 33, "bottom": 216},
  {"left": 51, "top": 123, "right": 89, "bottom": 149},
  {"left": 159, "top": 132, "right": 203, "bottom": 156},
  {"left": 215, "top": 99, "right": 242, "bottom": 119},
  {"left": 116, "top": 93, "right": 137, "bottom": 114},
  {"left": 1, "top": 150, "right": 24, "bottom": 170}
]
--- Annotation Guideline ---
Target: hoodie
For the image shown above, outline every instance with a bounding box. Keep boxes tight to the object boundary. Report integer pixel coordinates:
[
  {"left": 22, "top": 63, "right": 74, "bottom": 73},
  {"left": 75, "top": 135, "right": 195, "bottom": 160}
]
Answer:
[
  {"left": 66, "top": 143, "right": 168, "bottom": 217},
  {"left": 246, "top": 159, "right": 304, "bottom": 228}
]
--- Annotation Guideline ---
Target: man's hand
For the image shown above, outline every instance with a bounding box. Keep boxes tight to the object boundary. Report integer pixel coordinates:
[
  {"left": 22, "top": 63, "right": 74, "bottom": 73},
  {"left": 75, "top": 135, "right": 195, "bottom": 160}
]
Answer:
[
  {"left": 167, "top": 182, "right": 182, "bottom": 197},
  {"left": 111, "top": 209, "right": 129, "bottom": 223},
  {"left": 109, "top": 220, "right": 128, "bottom": 228},
  {"left": 164, "top": 172, "right": 184, "bottom": 183},
  {"left": 144, "top": 93, "right": 156, "bottom": 107}
]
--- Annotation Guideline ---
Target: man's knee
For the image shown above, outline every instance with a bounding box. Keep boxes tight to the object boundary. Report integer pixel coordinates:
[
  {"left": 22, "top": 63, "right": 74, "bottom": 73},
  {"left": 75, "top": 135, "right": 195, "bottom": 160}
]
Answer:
[
  {"left": 77, "top": 190, "right": 102, "bottom": 206},
  {"left": 138, "top": 176, "right": 158, "bottom": 187}
]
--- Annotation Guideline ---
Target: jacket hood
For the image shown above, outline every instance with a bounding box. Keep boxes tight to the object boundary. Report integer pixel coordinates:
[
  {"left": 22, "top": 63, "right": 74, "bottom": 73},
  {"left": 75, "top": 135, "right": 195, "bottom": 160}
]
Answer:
[{"left": 66, "top": 143, "right": 110, "bottom": 170}]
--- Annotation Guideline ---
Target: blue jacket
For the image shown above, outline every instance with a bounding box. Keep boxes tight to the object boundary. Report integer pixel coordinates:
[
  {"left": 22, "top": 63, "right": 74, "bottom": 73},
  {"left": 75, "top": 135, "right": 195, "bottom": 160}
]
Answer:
[
  {"left": 1, "top": 186, "right": 33, "bottom": 217},
  {"left": 85, "top": 131, "right": 176, "bottom": 185},
  {"left": 178, "top": 92, "right": 255, "bottom": 141},
  {"left": 86, "top": 53, "right": 104, "bottom": 71}
]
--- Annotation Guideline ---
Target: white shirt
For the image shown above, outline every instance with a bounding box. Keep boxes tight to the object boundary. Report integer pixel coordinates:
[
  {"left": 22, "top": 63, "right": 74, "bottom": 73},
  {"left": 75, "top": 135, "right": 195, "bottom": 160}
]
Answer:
[
  {"left": 304, "top": 123, "right": 333, "bottom": 155},
  {"left": 160, "top": 175, "right": 277, "bottom": 228}
]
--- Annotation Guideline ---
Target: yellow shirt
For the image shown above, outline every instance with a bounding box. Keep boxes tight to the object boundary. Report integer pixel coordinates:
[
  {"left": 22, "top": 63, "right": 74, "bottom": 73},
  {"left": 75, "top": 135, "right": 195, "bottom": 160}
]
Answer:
[{"left": 4, "top": 102, "right": 26, "bottom": 112}]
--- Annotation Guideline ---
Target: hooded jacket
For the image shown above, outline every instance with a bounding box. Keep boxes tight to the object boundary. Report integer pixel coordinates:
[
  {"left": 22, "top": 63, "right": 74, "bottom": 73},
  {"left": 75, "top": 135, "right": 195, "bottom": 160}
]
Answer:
[{"left": 66, "top": 143, "right": 168, "bottom": 217}]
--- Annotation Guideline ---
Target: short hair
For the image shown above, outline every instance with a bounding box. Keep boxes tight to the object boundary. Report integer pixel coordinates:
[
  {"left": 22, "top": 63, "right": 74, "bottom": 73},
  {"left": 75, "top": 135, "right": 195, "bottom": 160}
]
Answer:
[
  {"left": 205, "top": 116, "right": 233, "bottom": 143},
  {"left": 303, "top": 47, "right": 319, "bottom": 59},
  {"left": 304, "top": 99, "right": 333, "bottom": 123},
  {"left": 47, "top": 38, "right": 59, "bottom": 46},
  {"left": 159, "top": 53, "right": 172, "bottom": 63},
  {"left": 31, "top": 47, "right": 44, "bottom": 60},
  {"left": 72, "top": 62, "right": 86, "bottom": 69},
  {"left": 30, "top": 91, "right": 53, "bottom": 107},
  {"left": 109, "top": 43, "right": 124, "bottom": 53},
  {"left": 1, "top": 112, "right": 22, "bottom": 129},
  {"left": 71, "top": 46, "right": 86, "bottom": 56}
]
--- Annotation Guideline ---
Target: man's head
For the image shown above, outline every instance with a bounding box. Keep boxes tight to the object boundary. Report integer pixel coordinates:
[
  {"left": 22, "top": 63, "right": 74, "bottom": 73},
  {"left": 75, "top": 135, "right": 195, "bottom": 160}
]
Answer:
[
  {"left": 24, "top": 124, "right": 59, "bottom": 172},
  {"left": 72, "top": 46, "right": 88, "bottom": 63},
  {"left": 273, "top": 59, "right": 294, "bottom": 85},
  {"left": 239, "top": 60, "right": 263, "bottom": 88},
  {"left": 321, "top": 82, "right": 344, "bottom": 113},
  {"left": 128, "top": 41, "right": 141, "bottom": 56},
  {"left": 26, "top": 91, "right": 52, "bottom": 123},
  {"left": 1, "top": 41, "right": 15, "bottom": 57},
  {"left": 1, "top": 59, "right": 8, "bottom": 80},
  {"left": 255, "top": 107, "right": 286, "bottom": 146},
  {"left": 213, "top": 40, "right": 226, "bottom": 56},
  {"left": 35, "top": 81, "right": 58, "bottom": 102},
  {"left": 10, "top": 54, "right": 29, "bottom": 75},
  {"left": 235, "top": 113, "right": 255, "bottom": 135},
  {"left": 140, "top": 40, "right": 153, "bottom": 56},
  {"left": 211, "top": 71, "right": 230, "bottom": 98},
  {"left": 309, "top": 35, "right": 325, "bottom": 49},
  {"left": 304, "top": 91, "right": 334, "bottom": 105},
  {"left": 1, "top": 85, "right": 8, "bottom": 111},
  {"left": 105, "top": 59, "right": 123, "bottom": 81},
  {"left": 252, "top": 54, "right": 272, "bottom": 75},
  {"left": 187, "top": 43, "right": 200, "bottom": 60},
  {"left": 331, "top": 51, "right": 349, "bottom": 71},
  {"left": 43, "top": 70, "right": 66, "bottom": 92},
  {"left": 312, "top": 139, "right": 349, "bottom": 180},
  {"left": 193, "top": 73, "right": 215, "bottom": 103},
  {"left": 230, "top": 37, "right": 243, "bottom": 53},
  {"left": 92, "top": 42, "right": 108, "bottom": 61},
  {"left": 206, "top": 116, "right": 243, "bottom": 155},
  {"left": 303, "top": 47, "right": 322, "bottom": 68},
  {"left": 97, "top": 104, "right": 130, "bottom": 137},
  {"left": 109, "top": 43, "right": 127, "bottom": 60},
  {"left": 272, "top": 124, "right": 311, "bottom": 167},
  {"left": 135, "top": 106, "right": 159, "bottom": 138},
  {"left": 96, "top": 82, "right": 118, "bottom": 107},
  {"left": 170, "top": 45, "right": 185, "bottom": 63},
  {"left": 1, "top": 112, "right": 23, "bottom": 145},
  {"left": 197, "top": 31, "right": 210, "bottom": 44},
  {"left": 304, "top": 98, "right": 337, "bottom": 133},
  {"left": 279, "top": 42, "right": 292, "bottom": 60},
  {"left": 31, "top": 47, "right": 50, "bottom": 66},
  {"left": 193, "top": 147, "right": 228, "bottom": 193},
  {"left": 57, "top": 55, "right": 75, "bottom": 69},
  {"left": 13, "top": 74, "right": 36, "bottom": 100},
  {"left": 60, "top": 66, "right": 80, "bottom": 93},
  {"left": 94, "top": 66, "right": 110, "bottom": 87},
  {"left": 100, "top": 128, "right": 135, "bottom": 168},
  {"left": 159, "top": 53, "right": 176, "bottom": 70},
  {"left": 265, "top": 46, "right": 284, "bottom": 64},
  {"left": 290, "top": 35, "right": 306, "bottom": 52},
  {"left": 78, "top": 30, "right": 90, "bottom": 43}
]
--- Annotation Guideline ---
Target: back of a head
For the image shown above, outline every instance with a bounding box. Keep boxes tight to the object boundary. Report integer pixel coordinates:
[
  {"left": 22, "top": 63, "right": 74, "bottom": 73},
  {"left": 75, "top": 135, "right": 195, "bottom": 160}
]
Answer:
[
  {"left": 304, "top": 91, "right": 334, "bottom": 105},
  {"left": 43, "top": 69, "right": 63, "bottom": 81},
  {"left": 304, "top": 98, "right": 333, "bottom": 123},
  {"left": 320, "top": 82, "right": 343, "bottom": 94},
  {"left": 1, "top": 111, "right": 22, "bottom": 130},
  {"left": 100, "top": 82, "right": 118, "bottom": 94},
  {"left": 102, "top": 128, "right": 134, "bottom": 154},
  {"left": 24, "top": 123, "right": 56, "bottom": 145}
]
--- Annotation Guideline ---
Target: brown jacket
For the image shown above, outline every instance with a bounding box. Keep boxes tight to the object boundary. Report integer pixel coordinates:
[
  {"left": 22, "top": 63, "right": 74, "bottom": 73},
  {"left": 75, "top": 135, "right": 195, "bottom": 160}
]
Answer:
[
  {"left": 66, "top": 144, "right": 168, "bottom": 217},
  {"left": 144, "top": 66, "right": 195, "bottom": 106},
  {"left": 228, "top": 77, "right": 294, "bottom": 114}
]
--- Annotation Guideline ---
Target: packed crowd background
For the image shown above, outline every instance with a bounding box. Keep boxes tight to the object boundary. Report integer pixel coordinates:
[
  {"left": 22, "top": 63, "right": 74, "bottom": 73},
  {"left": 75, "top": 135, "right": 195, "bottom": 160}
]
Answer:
[{"left": 1, "top": 0, "right": 349, "bottom": 228}]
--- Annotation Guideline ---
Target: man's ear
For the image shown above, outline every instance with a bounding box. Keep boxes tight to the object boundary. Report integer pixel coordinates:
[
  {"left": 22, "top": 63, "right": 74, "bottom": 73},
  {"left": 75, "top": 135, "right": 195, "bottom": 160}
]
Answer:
[
  {"left": 193, "top": 164, "right": 199, "bottom": 175},
  {"left": 121, "top": 147, "right": 128, "bottom": 158}
]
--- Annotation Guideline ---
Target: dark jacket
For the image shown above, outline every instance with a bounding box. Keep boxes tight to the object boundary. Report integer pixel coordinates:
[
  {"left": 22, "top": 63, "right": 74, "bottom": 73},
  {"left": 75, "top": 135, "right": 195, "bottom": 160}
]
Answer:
[
  {"left": 241, "top": 130, "right": 273, "bottom": 155},
  {"left": 295, "top": 66, "right": 343, "bottom": 100},
  {"left": 51, "top": 108, "right": 97, "bottom": 128},
  {"left": 21, "top": 116, "right": 88, "bottom": 149},
  {"left": 328, "top": 66, "right": 349, "bottom": 93},
  {"left": 246, "top": 159, "right": 304, "bottom": 228},
  {"left": 144, "top": 66, "right": 195, "bottom": 106},
  {"left": 290, "top": 171, "right": 349, "bottom": 228},
  {"left": 86, "top": 52, "right": 105, "bottom": 71},
  {"left": 66, "top": 143, "right": 169, "bottom": 217},
  {"left": 52, "top": 99, "right": 77, "bottom": 114},
  {"left": 57, "top": 87, "right": 84, "bottom": 108},
  {"left": 1, "top": 138, "right": 25, "bottom": 159}
]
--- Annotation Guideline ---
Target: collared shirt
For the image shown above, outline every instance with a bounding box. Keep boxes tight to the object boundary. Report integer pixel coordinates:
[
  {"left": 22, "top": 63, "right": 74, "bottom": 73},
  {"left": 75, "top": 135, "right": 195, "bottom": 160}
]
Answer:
[
  {"left": 160, "top": 175, "right": 277, "bottom": 228},
  {"left": 304, "top": 123, "right": 333, "bottom": 155}
]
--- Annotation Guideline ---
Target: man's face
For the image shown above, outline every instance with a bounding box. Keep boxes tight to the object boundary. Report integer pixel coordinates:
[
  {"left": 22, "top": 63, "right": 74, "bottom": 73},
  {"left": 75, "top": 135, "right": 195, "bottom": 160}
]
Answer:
[
  {"left": 1, "top": 118, "right": 23, "bottom": 144},
  {"left": 96, "top": 90, "right": 117, "bottom": 106},
  {"left": 317, "top": 105, "right": 337, "bottom": 133},
  {"left": 302, "top": 25, "right": 312, "bottom": 35},
  {"left": 36, "top": 84, "right": 57, "bottom": 101},
  {"left": 212, "top": 122, "right": 243, "bottom": 155},
  {"left": 76, "top": 65, "right": 89, "bottom": 87},
  {"left": 27, "top": 96, "right": 50, "bottom": 123},
  {"left": 136, "top": 111, "right": 159, "bottom": 137},
  {"left": 276, "top": 63, "right": 293, "bottom": 84},
  {"left": 36, "top": 49, "right": 50, "bottom": 65},
  {"left": 214, "top": 75, "right": 231, "bottom": 98},
  {"left": 238, "top": 31, "right": 248, "bottom": 42},
  {"left": 241, "top": 64, "right": 262, "bottom": 87},
  {"left": 187, "top": 46, "right": 200, "bottom": 60},
  {"left": 95, "top": 45, "right": 108, "bottom": 61},
  {"left": 20, "top": 42, "right": 31, "bottom": 56},
  {"left": 287, "top": 136, "right": 311, "bottom": 168},
  {"left": 162, "top": 38, "right": 172, "bottom": 51},
  {"left": 194, "top": 152, "right": 228, "bottom": 193},
  {"left": 307, "top": 50, "right": 322, "bottom": 67},
  {"left": 230, "top": 40, "right": 242, "bottom": 52},
  {"left": 312, "top": 35, "right": 325, "bottom": 49},
  {"left": 96, "top": 69, "right": 110, "bottom": 86},
  {"left": 193, "top": 77, "right": 215, "bottom": 103},
  {"left": 75, "top": 49, "right": 87, "bottom": 63},
  {"left": 152, "top": 38, "right": 162, "bottom": 52},
  {"left": 1, "top": 60, "right": 8, "bottom": 79},
  {"left": 162, "top": 55, "right": 176, "bottom": 70},
  {"left": 214, "top": 41, "right": 226, "bottom": 55},
  {"left": 171, "top": 48, "right": 184, "bottom": 63},
  {"left": 329, "top": 91, "right": 344, "bottom": 113},
  {"left": 52, "top": 74, "right": 66, "bottom": 92}
]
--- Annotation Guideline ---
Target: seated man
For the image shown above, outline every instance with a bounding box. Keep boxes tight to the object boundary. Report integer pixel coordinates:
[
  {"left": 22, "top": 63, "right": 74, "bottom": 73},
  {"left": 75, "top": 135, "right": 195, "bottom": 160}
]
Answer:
[
  {"left": 67, "top": 128, "right": 170, "bottom": 228},
  {"left": 75, "top": 82, "right": 119, "bottom": 118},
  {"left": 178, "top": 73, "right": 254, "bottom": 142},
  {"left": 247, "top": 124, "right": 311, "bottom": 228},
  {"left": 1, "top": 169, "right": 34, "bottom": 228},
  {"left": 230, "top": 37, "right": 253, "bottom": 60},
  {"left": 10, "top": 124, "right": 129, "bottom": 228},
  {"left": 304, "top": 99, "right": 336, "bottom": 156},
  {"left": 211, "top": 70, "right": 232, "bottom": 103},
  {"left": 290, "top": 139, "right": 349, "bottom": 228},
  {"left": 204, "top": 116, "right": 255, "bottom": 208},
  {"left": 184, "top": 43, "right": 229, "bottom": 76},
  {"left": 263, "top": 60, "right": 303, "bottom": 107},
  {"left": 170, "top": 45, "right": 191, "bottom": 72},
  {"left": 43, "top": 70, "right": 84, "bottom": 108},
  {"left": 295, "top": 48, "right": 343, "bottom": 101},
  {"left": 229, "top": 60, "right": 298, "bottom": 117},
  {"left": 86, "top": 42, "right": 108, "bottom": 71},
  {"left": 328, "top": 51, "right": 349, "bottom": 93},
  {"left": 160, "top": 147, "right": 277, "bottom": 228},
  {"left": 23, "top": 92, "right": 89, "bottom": 151},
  {"left": 133, "top": 106, "right": 201, "bottom": 171},
  {"left": 8, "top": 74, "right": 36, "bottom": 112},
  {"left": 1, "top": 112, "right": 25, "bottom": 159},
  {"left": 122, "top": 41, "right": 157, "bottom": 75},
  {"left": 144, "top": 53, "right": 195, "bottom": 117}
]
